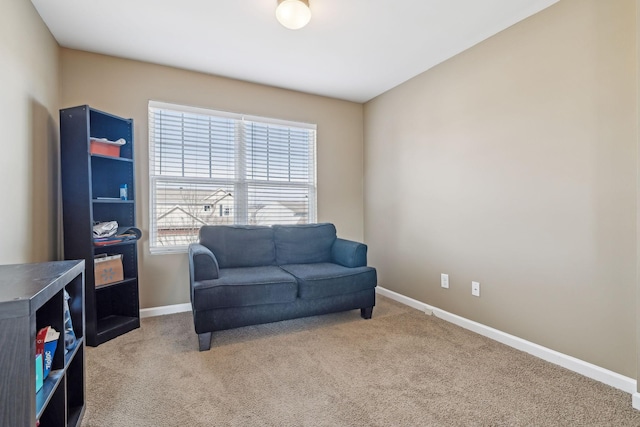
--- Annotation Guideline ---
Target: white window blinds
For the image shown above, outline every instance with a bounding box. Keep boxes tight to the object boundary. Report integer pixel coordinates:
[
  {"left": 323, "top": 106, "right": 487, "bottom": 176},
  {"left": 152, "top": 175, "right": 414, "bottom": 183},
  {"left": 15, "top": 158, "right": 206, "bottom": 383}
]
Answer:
[{"left": 149, "top": 101, "right": 317, "bottom": 253}]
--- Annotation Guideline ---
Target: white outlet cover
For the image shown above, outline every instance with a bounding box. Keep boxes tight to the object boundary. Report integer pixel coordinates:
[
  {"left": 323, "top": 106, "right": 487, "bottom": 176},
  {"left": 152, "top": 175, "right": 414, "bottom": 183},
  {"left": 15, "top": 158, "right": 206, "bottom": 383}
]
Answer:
[
  {"left": 472, "top": 281, "right": 480, "bottom": 297},
  {"left": 441, "top": 274, "right": 449, "bottom": 288}
]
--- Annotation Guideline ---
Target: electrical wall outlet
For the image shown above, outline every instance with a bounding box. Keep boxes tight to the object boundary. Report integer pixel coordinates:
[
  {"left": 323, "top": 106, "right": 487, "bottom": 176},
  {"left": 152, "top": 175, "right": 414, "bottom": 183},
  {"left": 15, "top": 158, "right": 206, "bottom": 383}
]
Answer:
[
  {"left": 472, "top": 281, "right": 480, "bottom": 297},
  {"left": 441, "top": 273, "right": 449, "bottom": 289}
]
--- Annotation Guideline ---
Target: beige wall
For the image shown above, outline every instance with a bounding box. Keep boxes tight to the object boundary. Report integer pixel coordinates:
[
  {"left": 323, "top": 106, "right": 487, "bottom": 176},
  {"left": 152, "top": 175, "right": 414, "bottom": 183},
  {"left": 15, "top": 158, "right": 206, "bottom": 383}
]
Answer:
[
  {"left": 0, "top": 0, "right": 60, "bottom": 264},
  {"left": 60, "top": 49, "right": 365, "bottom": 309},
  {"left": 637, "top": 0, "right": 640, "bottom": 394},
  {"left": 364, "top": 0, "right": 637, "bottom": 377}
]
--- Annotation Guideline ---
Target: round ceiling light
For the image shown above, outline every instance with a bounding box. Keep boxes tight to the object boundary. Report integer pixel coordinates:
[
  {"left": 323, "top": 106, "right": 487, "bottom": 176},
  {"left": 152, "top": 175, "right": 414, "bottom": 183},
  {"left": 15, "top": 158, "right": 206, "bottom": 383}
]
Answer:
[{"left": 276, "top": 0, "right": 311, "bottom": 30}]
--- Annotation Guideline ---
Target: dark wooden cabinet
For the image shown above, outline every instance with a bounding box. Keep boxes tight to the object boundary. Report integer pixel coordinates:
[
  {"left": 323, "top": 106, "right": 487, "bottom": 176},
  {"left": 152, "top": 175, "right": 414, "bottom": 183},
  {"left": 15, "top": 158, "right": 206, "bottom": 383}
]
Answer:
[
  {"left": 60, "top": 105, "right": 140, "bottom": 347},
  {"left": 0, "top": 260, "right": 85, "bottom": 427}
]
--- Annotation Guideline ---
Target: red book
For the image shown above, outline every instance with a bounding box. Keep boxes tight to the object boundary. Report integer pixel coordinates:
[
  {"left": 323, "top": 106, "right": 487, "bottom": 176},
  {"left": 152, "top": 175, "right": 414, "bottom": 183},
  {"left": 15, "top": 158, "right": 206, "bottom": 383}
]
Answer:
[{"left": 36, "top": 326, "right": 49, "bottom": 357}]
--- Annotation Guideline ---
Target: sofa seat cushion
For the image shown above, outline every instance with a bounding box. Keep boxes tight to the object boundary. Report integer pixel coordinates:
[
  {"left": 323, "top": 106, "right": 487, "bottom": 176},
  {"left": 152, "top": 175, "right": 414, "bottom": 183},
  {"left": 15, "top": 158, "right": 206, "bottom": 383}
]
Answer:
[
  {"left": 280, "top": 263, "right": 377, "bottom": 300},
  {"left": 192, "top": 266, "right": 297, "bottom": 310}
]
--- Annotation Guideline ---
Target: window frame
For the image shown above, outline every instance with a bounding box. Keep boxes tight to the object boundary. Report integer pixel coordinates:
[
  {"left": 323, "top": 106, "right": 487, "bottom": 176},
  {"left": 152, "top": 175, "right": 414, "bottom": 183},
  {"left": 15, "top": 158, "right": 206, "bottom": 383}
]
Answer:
[{"left": 148, "top": 101, "right": 317, "bottom": 254}]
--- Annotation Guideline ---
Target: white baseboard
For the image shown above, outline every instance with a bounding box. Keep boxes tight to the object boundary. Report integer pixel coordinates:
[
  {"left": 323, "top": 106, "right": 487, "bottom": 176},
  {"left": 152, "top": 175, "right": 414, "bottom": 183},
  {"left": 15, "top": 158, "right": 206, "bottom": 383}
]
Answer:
[
  {"left": 375, "top": 286, "right": 637, "bottom": 396},
  {"left": 633, "top": 393, "right": 640, "bottom": 410},
  {"left": 140, "top": 302, "right": 192, "bottom": 318}
]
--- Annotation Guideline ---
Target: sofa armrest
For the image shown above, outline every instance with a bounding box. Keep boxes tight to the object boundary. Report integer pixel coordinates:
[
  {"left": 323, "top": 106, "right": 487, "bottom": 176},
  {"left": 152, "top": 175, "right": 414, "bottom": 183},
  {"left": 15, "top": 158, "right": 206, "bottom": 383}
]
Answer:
[
  {"left": 189, "top": 243, "right": 220, "bottom": 283},
  {"left": 331, "top": 238, "right": 368, "bottom": 268}
]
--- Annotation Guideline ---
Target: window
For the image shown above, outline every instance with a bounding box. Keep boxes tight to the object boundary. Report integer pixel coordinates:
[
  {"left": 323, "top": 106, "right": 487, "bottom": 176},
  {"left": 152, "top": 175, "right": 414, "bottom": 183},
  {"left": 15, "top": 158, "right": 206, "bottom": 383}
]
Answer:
[{"left": 148, "top": 101, "right": 317, "bottom": 253}]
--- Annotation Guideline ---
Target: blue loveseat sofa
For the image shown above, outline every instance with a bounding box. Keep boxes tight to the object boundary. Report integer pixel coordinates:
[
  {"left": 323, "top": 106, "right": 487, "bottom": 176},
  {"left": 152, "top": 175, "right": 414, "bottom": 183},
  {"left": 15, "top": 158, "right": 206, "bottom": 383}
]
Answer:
[{"left": 188, "top": 223, "right": 377, "bottom": 351}]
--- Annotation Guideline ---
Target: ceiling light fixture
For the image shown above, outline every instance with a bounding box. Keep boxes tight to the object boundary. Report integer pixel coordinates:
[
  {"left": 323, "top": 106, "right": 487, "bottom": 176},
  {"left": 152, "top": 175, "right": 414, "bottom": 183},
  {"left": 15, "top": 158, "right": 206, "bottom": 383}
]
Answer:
[{"left": 276, "top": 0, "right": 311, "bottom": 30}]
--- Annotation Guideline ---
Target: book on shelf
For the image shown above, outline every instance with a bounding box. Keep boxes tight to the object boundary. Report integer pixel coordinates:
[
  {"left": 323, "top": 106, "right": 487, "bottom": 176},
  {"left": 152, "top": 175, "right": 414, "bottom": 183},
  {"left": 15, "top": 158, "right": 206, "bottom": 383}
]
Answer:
[{"left": 36, "top": 326, "right": 59, "bottom": 380}]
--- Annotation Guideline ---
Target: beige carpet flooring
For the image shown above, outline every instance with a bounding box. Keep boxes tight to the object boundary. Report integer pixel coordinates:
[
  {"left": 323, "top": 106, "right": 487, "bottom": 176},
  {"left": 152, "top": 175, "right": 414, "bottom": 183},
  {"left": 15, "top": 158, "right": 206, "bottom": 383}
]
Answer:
[{"left": 81, "top": 296, "right": 640, "bottom": 426}]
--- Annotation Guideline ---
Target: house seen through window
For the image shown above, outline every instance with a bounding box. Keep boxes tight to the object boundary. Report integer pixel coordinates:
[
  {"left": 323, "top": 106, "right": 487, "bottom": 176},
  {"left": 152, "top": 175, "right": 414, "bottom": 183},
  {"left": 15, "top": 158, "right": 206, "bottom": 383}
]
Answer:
[{"left": 149, "top": 101, "right": 317, "bottom": 253}]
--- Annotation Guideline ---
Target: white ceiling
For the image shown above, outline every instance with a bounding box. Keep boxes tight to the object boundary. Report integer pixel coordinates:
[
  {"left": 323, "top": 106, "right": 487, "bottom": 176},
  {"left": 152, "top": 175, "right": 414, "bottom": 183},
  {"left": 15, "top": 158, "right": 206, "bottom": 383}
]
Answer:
[{"left": 31, "top": 0, "right": 559, "bottom": 103}]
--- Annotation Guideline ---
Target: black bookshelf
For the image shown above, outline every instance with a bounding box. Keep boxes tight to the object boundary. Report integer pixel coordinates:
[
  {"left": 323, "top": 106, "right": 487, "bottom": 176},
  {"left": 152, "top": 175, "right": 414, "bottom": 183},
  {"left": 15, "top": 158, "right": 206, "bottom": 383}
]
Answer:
[
  {"left": 60, "top": 105, "right": 140, "bottom": 347},
  {"left": 0, "top": 260, "right": 85, "bottom": 427}
]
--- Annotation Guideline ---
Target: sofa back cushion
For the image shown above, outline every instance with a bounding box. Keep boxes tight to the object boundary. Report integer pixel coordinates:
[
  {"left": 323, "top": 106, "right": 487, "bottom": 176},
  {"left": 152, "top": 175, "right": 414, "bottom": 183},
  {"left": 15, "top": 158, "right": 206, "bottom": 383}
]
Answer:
[
  {"left": 273, "top": 223, "right": 336, "bottom": 265},
  {"left": 199, "top": 225, "right": 276, "bottom": 268}
]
